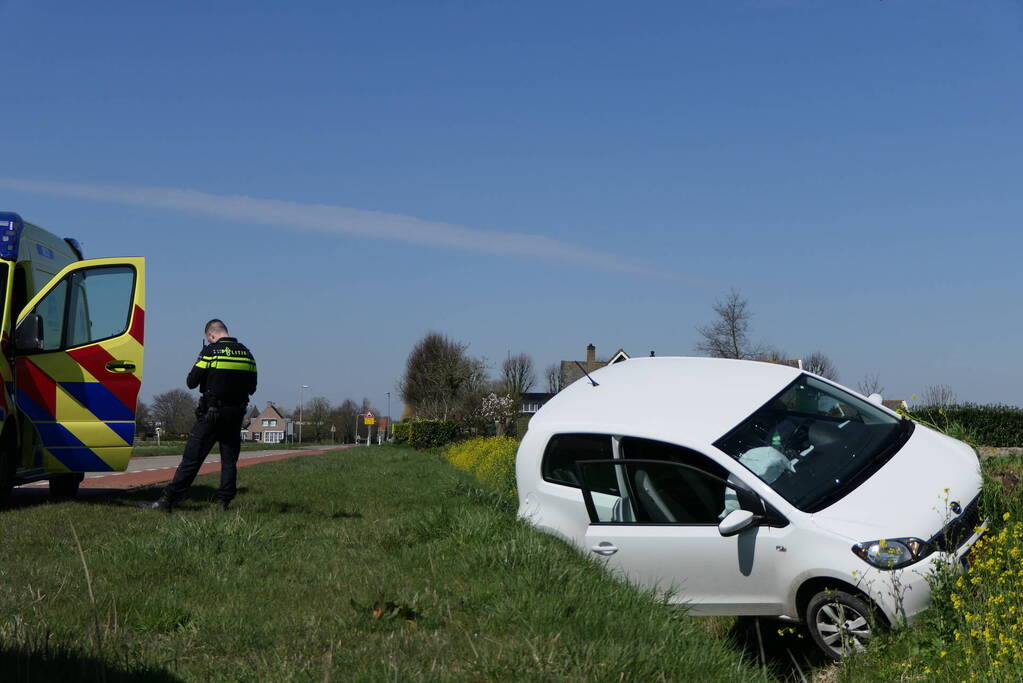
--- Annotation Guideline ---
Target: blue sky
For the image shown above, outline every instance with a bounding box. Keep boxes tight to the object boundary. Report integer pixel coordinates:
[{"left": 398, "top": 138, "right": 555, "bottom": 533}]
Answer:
[{"left": 1, "top": 0, "right": 1022, "bottom": 413}]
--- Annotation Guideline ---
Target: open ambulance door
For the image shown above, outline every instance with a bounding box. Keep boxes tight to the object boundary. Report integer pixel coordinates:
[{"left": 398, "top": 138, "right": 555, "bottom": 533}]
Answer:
[{"left": 13, "top": 257, "right": 145, "bottom": 473}]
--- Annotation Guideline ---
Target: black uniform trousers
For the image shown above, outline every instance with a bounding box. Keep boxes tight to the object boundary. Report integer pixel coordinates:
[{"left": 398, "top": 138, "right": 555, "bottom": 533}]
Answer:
[{"left": 164, "top": 406, "right": 246, "bottom": 503}]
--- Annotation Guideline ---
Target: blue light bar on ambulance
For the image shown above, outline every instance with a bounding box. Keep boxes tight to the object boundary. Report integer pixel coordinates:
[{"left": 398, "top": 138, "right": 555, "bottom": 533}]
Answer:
[
  {"left": 0, "top": 212, "right": 24, "bottom": 261},
  {"left": 64, "top": 237, "right": 84, "bottom": 260}
]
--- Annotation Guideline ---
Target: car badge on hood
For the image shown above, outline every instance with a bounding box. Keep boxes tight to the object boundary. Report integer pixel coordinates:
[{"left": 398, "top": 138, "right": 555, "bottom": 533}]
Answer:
[{"left": 950, "top": 501, "right": 962, "bottom": 516}]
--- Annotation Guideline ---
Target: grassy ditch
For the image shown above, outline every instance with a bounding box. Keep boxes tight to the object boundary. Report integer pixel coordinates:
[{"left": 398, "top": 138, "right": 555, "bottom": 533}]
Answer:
[
  {"left": 441, "top": 435, "right": 1023, "bottom": 680},
  {"left": 834, "top": 454, "right": 1023, "bottom": 681},
  {"left": 1, "top": 445, "right": 762, "bottom": 681}
]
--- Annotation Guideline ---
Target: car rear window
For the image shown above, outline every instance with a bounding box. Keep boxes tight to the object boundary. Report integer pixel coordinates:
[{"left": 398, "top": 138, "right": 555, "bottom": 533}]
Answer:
[{"left": 542, "top": 433, "right": 614, "bottom": 488}]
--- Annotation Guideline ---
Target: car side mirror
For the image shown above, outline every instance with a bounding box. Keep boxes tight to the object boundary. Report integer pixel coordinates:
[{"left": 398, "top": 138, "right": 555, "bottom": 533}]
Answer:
[
  {"left": 718, "top": 509, "right": 758, "bottom": 537},
  {"left": 14, "top": 313, "right": 44, "bottom": 352},
  {"left": 867, "top": 393, "right": 883, "bottom": 406}
]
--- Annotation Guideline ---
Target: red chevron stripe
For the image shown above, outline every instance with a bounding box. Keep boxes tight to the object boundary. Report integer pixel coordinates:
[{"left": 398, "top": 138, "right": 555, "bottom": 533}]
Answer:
[
  {"left": 129, "top": 305, "right": 145, "bottom": 345},
  {"left": 15, "top": 358, "right": 57, "bottom": 419},
  {"left": 67, "top": 345, "right": 141, "bottom": 410}
]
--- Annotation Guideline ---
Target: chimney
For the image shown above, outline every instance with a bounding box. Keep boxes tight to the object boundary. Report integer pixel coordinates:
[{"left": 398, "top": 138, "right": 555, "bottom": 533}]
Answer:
[
  {"left": 267, "top": 401, "right": 274, "bottom": 409},
  {"left": 586, "top": 343, "right": 596, "bottom": 369}
]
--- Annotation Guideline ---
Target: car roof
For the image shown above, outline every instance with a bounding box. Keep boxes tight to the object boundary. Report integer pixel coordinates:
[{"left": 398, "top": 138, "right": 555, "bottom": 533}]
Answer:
[{"left": 529, "top": 356, "right": 803, "bottom": 447}]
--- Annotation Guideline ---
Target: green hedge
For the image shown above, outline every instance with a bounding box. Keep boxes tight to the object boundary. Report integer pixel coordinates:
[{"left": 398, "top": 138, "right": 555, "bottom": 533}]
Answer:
[
  {"left": 392, "top": 420, "right": 460, "bottom": 449},
  {"left": 909, "top": 404, "right": 1023, "bottom": 447},
  {"left": 440, "top": 436, "right": 519, "bottom": 498}
]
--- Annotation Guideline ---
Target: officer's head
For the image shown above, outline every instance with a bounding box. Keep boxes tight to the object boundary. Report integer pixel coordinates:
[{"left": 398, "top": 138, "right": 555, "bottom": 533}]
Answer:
[{"left": 204, "top": 319, "right": 229, "bottom": 344}]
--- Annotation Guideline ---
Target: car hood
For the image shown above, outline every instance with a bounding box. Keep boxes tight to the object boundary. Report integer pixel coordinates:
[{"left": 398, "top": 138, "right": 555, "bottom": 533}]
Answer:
[{"left": 811, "top": 424, "right": 982, "bottom": 543}]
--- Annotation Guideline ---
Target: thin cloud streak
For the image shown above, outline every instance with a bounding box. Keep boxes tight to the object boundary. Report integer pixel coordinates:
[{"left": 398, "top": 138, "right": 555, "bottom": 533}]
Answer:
[{"left": 0, "top": 177, "right": 686, "bottom": 282}]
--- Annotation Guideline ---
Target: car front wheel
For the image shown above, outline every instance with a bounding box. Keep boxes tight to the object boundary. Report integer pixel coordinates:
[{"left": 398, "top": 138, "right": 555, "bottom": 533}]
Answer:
[{"left": 806, "top": 589, "right": 877, "bottom": 660}]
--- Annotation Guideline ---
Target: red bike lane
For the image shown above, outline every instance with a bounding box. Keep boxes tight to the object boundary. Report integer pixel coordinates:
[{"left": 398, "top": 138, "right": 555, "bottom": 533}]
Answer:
[{"left": 14, "top": 446, "right": 353, "bottom": 501}]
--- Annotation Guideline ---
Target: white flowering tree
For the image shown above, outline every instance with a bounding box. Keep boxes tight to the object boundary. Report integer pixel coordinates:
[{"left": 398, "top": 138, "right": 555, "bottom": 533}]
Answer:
[{"left": 478, "top": 392, "right": 518, "bottom": 436}]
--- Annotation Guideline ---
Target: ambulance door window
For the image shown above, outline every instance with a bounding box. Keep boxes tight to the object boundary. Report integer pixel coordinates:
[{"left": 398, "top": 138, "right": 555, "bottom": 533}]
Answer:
[
  {"left": 66, "top": 266, "right": 134, "bottom": 348},
  {"left": 34, "top": 278, "right": 68, "bottom": 351}
]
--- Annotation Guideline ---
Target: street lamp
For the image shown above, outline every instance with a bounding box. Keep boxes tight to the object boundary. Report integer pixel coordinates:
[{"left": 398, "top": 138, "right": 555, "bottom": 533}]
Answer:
[
  {"left": 386, "top": 392, "right": 391, "bottom": 442},
  {"left": 299, "top": 384, "right": 310, "bottom": 443}
]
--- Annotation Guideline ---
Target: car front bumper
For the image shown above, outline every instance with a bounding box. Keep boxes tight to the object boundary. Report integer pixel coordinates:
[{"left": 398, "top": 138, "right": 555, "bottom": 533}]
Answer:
[{"left": 855, "top": 516, "right": 989, "bottom": 626}]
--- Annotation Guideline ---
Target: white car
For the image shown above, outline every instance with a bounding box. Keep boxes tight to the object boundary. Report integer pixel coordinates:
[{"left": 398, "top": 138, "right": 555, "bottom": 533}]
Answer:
[{"left": 516, "top": 357, "right": 986, "bottom": 659}]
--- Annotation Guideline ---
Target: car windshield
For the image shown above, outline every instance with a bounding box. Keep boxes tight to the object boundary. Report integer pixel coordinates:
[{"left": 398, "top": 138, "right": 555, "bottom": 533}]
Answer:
[{"left": 713, "top": 374, "right": 913, "bottom": 513}]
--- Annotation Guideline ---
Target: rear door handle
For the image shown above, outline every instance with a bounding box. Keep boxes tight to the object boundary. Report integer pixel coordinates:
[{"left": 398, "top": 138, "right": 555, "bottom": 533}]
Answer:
[
  {"left": 105, "top": 360, "right": 137, "bottom": 373},
  {"left": 590, "top": 542, "right": 618, "bottom": 556}
]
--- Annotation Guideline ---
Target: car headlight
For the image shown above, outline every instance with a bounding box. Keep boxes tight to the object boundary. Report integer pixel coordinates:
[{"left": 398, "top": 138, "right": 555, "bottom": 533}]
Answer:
[{"left": 852, "top": 538, "right": 932, "bottom": 570}]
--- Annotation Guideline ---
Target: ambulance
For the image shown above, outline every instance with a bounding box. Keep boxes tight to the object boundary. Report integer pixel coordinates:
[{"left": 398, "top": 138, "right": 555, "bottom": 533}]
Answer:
[{"left": 0, "top": 212, "right": 145, "bottom": 503}]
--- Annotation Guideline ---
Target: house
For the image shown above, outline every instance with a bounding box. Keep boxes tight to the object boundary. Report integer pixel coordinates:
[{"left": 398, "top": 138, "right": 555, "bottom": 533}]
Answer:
[
  {"left": 520, "top": 392, "right": 555, "bottom": 415},
  {"left": 559, "top": 344, "right": 630, "bottom": 389},
  {"left": 242, "top": 402, "right": 288, "bottom": 444}
]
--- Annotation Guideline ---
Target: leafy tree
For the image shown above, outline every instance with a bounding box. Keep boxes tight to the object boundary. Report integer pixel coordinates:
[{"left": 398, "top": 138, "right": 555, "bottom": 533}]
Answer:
[
  {"left": 151, "top": 389, "right": 197, "bottom": 437},
  {"left": 399, "top": 332, "right": 487, "bottom": 421}
]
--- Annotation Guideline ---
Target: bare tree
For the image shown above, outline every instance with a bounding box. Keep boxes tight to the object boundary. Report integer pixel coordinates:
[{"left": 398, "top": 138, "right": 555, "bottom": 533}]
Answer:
[
  {"left": 500, "top": 353, "right": 535, "bottom": 397},
  {"left": 303, "top": 396, "right": 332, "bottom": 442},
  {"left": 696, "top": 289, "right": 762, "bottom": 360},
  {"left": 922, "top": 384, "right": 957, "bottom": 408},
  {"left": 545, "top": 363, "right": 564, "bottom": 394},
  {"left": 151, "top": 389, "right": 198, "bottom": 437},
  {"left": 755, "top": 347, "right": 792, "bottom": 364},
  {"left": 857, "top": 373, "right": 885, "bottom": 397},
  {"left": 802, "top": 351, "right": 839, "bottom": 381},
  {"left": 331, "top": 399, "right": 361, "bottom": 443}
]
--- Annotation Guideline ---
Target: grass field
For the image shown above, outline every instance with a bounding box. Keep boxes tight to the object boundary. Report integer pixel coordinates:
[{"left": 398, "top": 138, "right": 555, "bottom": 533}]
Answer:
[{"left": 0, "top": 445, "right": 767, "bottom": 682}]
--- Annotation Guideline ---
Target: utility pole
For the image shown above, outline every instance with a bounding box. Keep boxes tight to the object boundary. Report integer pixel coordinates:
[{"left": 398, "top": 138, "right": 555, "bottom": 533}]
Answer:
[{"left": 299, "top": 384, "right": 309, "bottom": 443}]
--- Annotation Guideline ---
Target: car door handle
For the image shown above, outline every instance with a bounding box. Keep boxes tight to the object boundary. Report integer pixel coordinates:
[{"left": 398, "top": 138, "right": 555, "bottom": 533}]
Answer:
[
  {"left": 590, "top": 542, "right": 618, "bottom": 556},
  {"left": 105, "top": 360, "right": 137, "bottom": 373}
]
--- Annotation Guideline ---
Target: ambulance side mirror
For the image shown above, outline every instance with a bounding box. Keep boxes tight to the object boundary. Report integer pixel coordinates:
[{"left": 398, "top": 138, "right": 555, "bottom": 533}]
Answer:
[{"left": 15, "top": 313, "right": 44, "bottom": 352}]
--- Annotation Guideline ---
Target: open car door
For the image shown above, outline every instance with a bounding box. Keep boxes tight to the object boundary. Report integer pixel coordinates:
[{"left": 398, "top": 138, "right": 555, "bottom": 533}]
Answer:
[{"left": 14, "top": 257, "right": 145, "bottom": 473}]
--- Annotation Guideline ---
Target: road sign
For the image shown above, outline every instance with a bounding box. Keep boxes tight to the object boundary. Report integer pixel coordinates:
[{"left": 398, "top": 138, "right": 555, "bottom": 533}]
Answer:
[{"left": 364, "top": 411, "right": 375, "bottom": 425}]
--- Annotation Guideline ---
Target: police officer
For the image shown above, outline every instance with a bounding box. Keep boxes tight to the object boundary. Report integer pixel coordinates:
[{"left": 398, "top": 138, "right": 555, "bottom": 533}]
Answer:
[{"left": 144, "top": 319, "right": 257, "bottom": 512}]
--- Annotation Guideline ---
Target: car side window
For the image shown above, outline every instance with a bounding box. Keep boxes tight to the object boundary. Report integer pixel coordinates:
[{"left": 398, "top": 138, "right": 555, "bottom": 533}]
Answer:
[
  {"left": 620, "top": 437, "right": 729, "bottom": 480},
  {"left": 542, "top": 433, "right": 614, "bottom": 489},
  {"left": 579, "top": 460, "right": 748, "bottom": 525}
]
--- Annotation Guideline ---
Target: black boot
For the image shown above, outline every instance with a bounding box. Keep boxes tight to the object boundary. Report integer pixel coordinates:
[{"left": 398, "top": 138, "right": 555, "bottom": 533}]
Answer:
[
  {"left": 139, "top": 494, "right": 173, "bottom": 512},
  {"left": 218, "top": 500, "right": 230, "bottom": 512}
]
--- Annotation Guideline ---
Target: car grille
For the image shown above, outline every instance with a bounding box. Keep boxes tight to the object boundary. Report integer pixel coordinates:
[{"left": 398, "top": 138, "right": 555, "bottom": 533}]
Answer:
[{"left": 929, "top": 494, "right": 983, "bottom": 554}]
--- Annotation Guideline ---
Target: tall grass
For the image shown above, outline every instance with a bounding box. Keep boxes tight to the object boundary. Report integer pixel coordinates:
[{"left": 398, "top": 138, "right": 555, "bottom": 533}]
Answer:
[{"left": 1, "top": 445, "right": 763, "bottom": 681}]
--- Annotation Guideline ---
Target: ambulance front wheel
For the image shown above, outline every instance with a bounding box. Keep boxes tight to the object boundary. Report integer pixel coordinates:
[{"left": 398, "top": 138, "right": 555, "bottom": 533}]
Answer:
[
  {"left": 0, "top": 450, "right": 14, "bottom": 507},
  {"left": 49, "top": 473, "right": 84, "bottom": 500}
]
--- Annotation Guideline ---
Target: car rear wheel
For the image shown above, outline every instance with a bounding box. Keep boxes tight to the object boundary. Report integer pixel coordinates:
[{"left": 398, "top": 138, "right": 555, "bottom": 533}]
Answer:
[
  {"left": 49, "top": 473, "right": 84, "bottom": 501},
  {"left": 806, "top": 590, "right": 877, "bottom": 660}
]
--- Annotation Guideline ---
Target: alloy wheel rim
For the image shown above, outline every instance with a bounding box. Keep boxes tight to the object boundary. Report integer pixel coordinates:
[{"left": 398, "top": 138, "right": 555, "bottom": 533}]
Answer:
[{"left": 815, "top": 601, "right": 872, "bottom": 656}]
